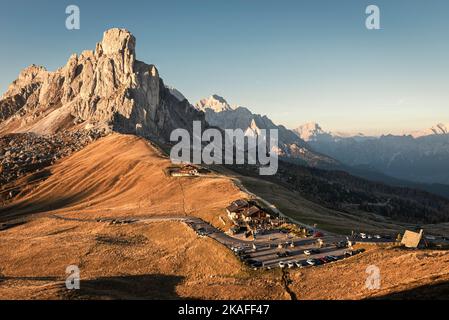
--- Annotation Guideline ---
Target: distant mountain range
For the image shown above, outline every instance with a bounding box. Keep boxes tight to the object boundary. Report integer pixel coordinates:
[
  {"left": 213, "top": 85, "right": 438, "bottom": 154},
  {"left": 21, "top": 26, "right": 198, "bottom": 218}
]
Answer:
[
  {"left": 194, "top": 97, "right": 449, "bottom": 198},
  {"left": 295, "top": 122, "right": 449, "bottom": 185},
  {"left": 195, "top": 95, "right": 338, "bottom": 168},
  {"left": 295, "top": 122, "right": 449, "bottom": 141}
]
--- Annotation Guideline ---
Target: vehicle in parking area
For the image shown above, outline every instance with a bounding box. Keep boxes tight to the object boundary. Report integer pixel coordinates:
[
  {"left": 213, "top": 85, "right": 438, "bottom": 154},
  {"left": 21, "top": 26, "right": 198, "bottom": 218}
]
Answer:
[
  {"left": 295, "top": 260, "right": 303, "bottom": 268},
  {"left": 232, "top": 247, "right": 243, "bottom": 254},
  {"left": 251, "top": 261, "right": 263, "bottom": 268},
  {"left": 287, "top": 261, "right": 295, "bottom": 268},
  {"left": 306, "top": 259, "right": 316, "bottom": 266},
  {"left": 344, "top": 250, "right": 354, "bottom": 257},
  {"left": 336, "top": 241, "right": 347, "bottom": 248},
  {"left": 374, "top": 235, "right": 382, "bottom": 239},
  {"left": 277, "top": 251, "right": 290, "bottom": 258},
  {"left": 318, "top": 257, "right": 328, "bottom": 264},
  {"left": 304, "top": 250, "right": 312, "bottom": 255},
  {"left": 279, "top": 261, "right": 286, "bottom": 268},
  {"left": 344, "top": 248, "right": 364, "bottom": 257},
  {"left": 326, "top": 255, "right": 338, "bottom": 261}
]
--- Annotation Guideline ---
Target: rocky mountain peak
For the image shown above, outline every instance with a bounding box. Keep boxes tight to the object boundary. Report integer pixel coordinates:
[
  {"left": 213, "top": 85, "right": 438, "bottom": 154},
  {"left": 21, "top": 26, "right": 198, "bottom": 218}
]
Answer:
[
  {"left": 98, "top": 28, "right": 136, "bottom": 57},
  {"left": 1, "top": 65, "right": 46, "bottom": 100},
  {"left": 195, "top": 94, "right": 233, "bottom": 112},
  {"left": 0, "top": 28, "right": 205, "bottom": 142},
  {"left": 294, "top": 122, "right": 328, "bottom": 141}
]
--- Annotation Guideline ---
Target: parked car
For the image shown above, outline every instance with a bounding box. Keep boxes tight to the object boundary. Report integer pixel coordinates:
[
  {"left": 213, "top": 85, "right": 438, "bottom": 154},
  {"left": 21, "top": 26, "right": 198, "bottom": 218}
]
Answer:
[
  {"left": 287, "top": 261, "right": 295, "bottom": 269},
  {"left": 279, "top": 261, "right": 286, "bottom": 268},
  {"left": 306, "top": 259, "right": 316, "bottom": 266},
  {"left": 336, "top": 241, "right": 347, "bottom": 248},
  {"left": 318, "top": 257, "right": 328, "bottom": 264},
  {"left": 344, "top": 250, "right": 354, "bottom": 257},
  {"left": 326, "top": 255, "right": 338, "bottom": 261},
  {"left": 277, "top": 251, "right": 290, "bottom": 258},
  {"left": 251, "top": 261, "right": 263, "bottom": 268},
  {"left": 232, "top": 247, "right": 243, "bottom": 253},
  {"left": 295, "top": 260, "right": 303, "bottom": 268},
  {"left": 303, "top": 250, "right": 312, "bottom": 255},
  {"left": 374, "top": 235, "right": 382, "bottom": 239}
]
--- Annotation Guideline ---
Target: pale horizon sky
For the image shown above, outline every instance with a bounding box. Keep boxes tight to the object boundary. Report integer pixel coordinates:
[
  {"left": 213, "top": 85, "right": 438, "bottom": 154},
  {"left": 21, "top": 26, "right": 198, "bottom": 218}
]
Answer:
[{"left": 1, "top": 0, "right": 448, "bottom": 135}]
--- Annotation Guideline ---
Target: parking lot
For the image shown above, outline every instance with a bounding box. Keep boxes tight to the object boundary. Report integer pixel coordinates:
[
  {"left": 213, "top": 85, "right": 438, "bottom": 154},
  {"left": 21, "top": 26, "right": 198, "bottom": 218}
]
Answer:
[
  {"left": 51, "top": 214, "right": 385, "bottom": 270},
  {"left": 186, "top": 218, "right": 368, "bottom": 269}
]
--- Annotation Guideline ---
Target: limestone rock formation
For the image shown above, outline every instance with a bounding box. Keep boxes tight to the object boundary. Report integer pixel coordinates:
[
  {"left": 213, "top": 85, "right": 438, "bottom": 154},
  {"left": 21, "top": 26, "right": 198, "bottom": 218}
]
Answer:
[{"left": 0, "top": 28, "right": 205, "bottom": 142}]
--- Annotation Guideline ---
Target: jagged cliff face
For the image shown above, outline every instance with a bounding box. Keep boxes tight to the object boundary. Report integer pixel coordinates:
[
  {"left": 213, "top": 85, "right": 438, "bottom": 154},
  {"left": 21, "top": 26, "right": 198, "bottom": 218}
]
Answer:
[{"left": 0, "top": 28, "right": 205, "bottom": 142}]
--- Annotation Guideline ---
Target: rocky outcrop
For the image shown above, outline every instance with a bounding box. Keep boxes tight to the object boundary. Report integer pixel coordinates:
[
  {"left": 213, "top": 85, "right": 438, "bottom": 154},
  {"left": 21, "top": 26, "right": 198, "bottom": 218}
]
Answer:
[
  {"left": 0, "top": 28, "right": 205, "bottom": 142},
  {"left": 0, "top": 130, "right": 106, "bottom": 198}
]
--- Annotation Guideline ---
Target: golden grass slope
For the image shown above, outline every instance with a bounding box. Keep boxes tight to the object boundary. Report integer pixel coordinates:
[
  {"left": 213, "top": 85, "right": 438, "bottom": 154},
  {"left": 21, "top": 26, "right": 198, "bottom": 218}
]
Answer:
[
  {"left": 0, "top": 217, "right": 286, "bottom": 299},
  {"left": 0, "top": 133, "right": 246, "bottom": 226},
  {"left": 1, "top": 133, "right": 448, "bottom": 300}
]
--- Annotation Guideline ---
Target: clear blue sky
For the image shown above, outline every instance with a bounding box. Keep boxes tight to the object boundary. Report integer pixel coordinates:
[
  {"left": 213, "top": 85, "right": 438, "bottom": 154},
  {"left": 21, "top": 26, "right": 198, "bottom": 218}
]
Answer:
[{"left": 1, "top": 0, "right": 448, "bottom": 135}]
